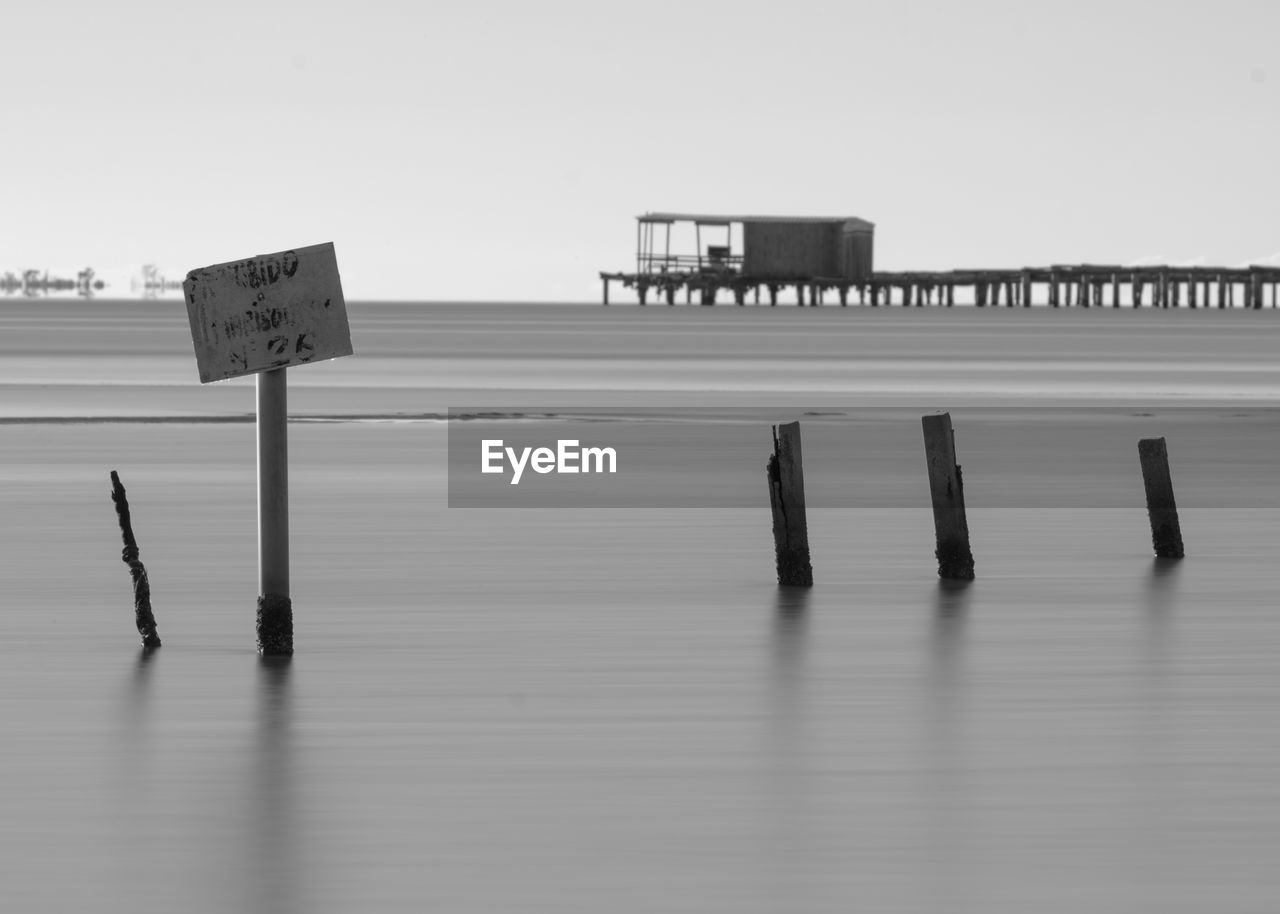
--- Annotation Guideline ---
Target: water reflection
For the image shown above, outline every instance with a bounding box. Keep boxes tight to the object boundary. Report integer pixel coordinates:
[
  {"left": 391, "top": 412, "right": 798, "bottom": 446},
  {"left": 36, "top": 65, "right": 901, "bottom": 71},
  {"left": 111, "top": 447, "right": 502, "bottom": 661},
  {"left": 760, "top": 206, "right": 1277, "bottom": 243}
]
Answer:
[
  {"left": 926, "top": 580, "right": 973, "bottom": 906},
  {"left": 252, "top": 657, "right": 299, "bottom": 914},
  {"left": 1143, "top": 556, "right": 1181, "bottom": 660},
  {"left": 116, "top": 646, "right": 160, "bottom": 773},
  {"left": 931, "top": 579, "right": 970, "bottom": 677},
  {"left": 131, "top": 645, "right": 160, "bottom": 701},
  {"left": 766, "top": 586, "right": 813, "bottom": 908},
  {"left": 1145, "top": 557, "right": 1181, "bottom": 613},
  {"left": 772, "top": 586, "right": 810, "bottom": 686},
  {"left": 769, "top": 585, "right": 810, "bottom": 755}
]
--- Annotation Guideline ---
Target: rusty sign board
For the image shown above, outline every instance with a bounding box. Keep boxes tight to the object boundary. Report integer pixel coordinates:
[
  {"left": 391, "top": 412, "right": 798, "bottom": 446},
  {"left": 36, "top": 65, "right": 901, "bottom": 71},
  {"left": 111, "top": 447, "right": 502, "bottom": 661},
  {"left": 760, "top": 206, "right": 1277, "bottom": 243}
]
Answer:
[{"left": 183, "top": 242, "right": 352, "bottom": 383}]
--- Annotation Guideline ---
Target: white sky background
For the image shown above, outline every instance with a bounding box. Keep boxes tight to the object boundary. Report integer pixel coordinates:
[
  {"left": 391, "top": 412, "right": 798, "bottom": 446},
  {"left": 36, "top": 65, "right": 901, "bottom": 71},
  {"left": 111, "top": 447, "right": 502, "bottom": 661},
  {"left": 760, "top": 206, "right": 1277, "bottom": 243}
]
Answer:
[{"left": 2, "top": 0, "right": 1278, "bottom": 301}]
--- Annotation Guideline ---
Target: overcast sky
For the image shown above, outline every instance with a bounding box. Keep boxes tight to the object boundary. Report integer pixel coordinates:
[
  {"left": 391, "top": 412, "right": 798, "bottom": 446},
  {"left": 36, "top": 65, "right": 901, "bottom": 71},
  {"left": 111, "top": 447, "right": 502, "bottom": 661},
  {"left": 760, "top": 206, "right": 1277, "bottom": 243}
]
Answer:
[{"left": 3, "top": 0, "right": 1278, "bottom": 300}]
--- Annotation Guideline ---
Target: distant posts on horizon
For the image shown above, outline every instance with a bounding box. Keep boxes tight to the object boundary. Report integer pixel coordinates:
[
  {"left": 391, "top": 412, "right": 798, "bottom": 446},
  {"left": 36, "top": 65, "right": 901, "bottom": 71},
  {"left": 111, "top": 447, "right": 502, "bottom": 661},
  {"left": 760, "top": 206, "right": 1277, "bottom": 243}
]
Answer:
[
  {"left": 1138, "top": 437, "right": 1185, "bottom": 560},
  {"left": 921, "top": 412, "right": 975, "bottom": 581},
  {"left": 767, "top": 421, "right": 813, "bottom": 587}
]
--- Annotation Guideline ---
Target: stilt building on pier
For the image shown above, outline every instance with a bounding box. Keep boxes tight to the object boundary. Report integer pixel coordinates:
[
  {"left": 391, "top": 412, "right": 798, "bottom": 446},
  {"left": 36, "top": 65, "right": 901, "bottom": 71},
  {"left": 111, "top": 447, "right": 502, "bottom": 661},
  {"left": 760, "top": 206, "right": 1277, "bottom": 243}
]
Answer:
[{"left": 599, "top": 213, "right": 1280, "bottom": 308}]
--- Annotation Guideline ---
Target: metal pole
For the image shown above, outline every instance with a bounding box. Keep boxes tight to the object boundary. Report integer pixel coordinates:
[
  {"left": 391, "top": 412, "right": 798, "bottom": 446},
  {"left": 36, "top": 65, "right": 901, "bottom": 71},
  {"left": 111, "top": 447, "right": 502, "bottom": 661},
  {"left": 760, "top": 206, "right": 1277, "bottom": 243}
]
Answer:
[{"left": 257, "top": 367, "right": 292, "bottom": 654}]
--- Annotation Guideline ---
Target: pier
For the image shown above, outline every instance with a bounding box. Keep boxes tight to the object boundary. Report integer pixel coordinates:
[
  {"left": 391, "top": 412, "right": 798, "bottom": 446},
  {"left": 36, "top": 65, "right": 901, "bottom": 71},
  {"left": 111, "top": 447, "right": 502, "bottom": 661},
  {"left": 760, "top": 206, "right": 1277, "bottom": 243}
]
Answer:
[
  {"left": 600, "top": 213, "right": 1280, "bottom": 308},
  {"left": 599, "top": 265, "right": 1280, "bottom": 309}
]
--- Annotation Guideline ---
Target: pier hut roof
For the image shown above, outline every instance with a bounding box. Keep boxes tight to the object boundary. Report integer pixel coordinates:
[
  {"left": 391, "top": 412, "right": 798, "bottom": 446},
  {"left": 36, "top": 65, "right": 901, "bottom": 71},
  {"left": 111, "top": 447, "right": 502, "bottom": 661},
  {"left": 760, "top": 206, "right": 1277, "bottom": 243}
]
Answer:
[{"left": 639, "top": 212, "right": 874, "bottom": 230}]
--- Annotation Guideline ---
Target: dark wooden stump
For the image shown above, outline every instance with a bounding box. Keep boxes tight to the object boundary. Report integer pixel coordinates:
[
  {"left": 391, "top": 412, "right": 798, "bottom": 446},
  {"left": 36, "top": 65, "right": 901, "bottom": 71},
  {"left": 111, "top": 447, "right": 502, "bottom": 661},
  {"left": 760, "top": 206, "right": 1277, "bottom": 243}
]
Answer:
[
  {"left": 767, "top": 422, "right": 813, "bottom": 587},
  {"left": 921, "top": 413, "right": 975, "bottom": 580},
  {"left": 1138, "top": 438, "right": 1184, "bottom": 559},
  {"left": 109, "top": 471, "right": 161, "bottom": 649}
]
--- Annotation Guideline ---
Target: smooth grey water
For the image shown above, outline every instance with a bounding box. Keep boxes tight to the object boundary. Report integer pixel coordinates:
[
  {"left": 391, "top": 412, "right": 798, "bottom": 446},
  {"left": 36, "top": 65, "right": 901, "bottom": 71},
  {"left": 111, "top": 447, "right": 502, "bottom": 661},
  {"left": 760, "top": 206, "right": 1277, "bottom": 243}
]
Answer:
[{"left": 2, "top": 301, "right": 1279, "bottom": 912}]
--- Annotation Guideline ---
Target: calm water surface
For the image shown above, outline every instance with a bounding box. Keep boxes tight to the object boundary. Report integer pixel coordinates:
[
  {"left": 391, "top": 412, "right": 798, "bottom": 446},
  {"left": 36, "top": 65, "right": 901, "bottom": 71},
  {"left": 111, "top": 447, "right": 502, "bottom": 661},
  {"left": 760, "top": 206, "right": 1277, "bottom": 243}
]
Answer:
[{"left": 1, "top": 301, "right": 1279, "bottom": 912}]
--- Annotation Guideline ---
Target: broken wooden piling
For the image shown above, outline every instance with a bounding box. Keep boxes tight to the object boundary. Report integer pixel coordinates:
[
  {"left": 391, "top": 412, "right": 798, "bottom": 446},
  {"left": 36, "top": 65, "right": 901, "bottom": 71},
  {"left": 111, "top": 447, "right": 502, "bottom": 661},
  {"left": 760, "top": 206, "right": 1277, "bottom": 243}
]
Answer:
[
  {"left": 109, "top": 471, "right": 161, "bottom": 649},
  {"left": 921, "top": 413, "right": 975, "bottom": 580},
  {"left": 1138, "top": 437, "right": 1184, "bottom": 559},
  {"left": 767, "top": 421, "right": 813, "bottom": 587}
]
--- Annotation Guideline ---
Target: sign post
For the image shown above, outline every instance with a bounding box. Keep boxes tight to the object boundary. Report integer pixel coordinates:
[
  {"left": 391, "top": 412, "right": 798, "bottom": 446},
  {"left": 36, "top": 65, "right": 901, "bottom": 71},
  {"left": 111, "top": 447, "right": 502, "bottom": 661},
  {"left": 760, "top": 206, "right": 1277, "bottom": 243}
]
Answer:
[
  {"left": 256, "top": 367, "right": 291, "bottom": 652},
  {"left": 183, "top": 242, "right": 352, "bottom": 654}
]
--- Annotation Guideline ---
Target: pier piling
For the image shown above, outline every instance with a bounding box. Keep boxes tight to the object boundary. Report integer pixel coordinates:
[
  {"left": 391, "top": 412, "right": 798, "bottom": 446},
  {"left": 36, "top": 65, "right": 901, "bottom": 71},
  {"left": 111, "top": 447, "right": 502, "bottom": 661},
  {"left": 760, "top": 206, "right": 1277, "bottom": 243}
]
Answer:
[
  {"left": 1138, "top": 438, "right": 1185, "bottom": 559},
  {"left": 767, "top": 422, "right": 813, "bottom": 587},
  {"left": 921, "top": 413, "right": 975, "bottom": 580}
]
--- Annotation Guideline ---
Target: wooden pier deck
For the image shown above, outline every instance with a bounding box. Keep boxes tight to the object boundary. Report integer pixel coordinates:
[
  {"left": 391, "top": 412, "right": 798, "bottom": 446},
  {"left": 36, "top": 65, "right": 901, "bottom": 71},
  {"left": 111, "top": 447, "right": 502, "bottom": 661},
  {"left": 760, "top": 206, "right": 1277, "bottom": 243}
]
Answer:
[{"left": 598, "top": 264, "right": 1280, "bottom": 309}]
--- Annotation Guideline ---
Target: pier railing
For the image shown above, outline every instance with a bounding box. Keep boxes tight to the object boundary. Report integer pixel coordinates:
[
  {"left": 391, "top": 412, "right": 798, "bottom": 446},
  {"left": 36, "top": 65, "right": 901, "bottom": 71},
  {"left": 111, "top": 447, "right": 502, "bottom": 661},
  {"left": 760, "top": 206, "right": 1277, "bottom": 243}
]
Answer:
[{"left": 638, "top": 253, "right": 744, "bottom": 275}]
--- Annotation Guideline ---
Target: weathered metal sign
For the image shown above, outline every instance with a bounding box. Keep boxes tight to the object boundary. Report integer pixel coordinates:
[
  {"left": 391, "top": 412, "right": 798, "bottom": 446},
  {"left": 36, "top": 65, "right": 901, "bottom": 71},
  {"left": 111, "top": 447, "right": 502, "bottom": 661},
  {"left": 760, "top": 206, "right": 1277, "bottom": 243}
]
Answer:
[{"left": 183, "top": 242, "right": 352, "bottom": 383}]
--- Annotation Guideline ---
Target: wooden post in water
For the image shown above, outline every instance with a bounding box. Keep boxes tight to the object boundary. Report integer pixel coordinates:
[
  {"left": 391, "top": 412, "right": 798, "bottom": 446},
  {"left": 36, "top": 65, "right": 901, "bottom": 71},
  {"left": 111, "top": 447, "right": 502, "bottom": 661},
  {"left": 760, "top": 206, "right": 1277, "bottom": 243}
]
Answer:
[
  {"left": 767, "top": 422, "right": 813, "bottom": 587},
  {"left": 921, "top": 413, "right": 975, "bottom": 580},
  {"left": 109, "top": 471, "right": 161, "bottom": 649},
  {"left": 601, "top": 277, "right": 610, "bottom": 305},
  {"left": 1138, "top": 437, "right": 1184, "bottom": 559}
]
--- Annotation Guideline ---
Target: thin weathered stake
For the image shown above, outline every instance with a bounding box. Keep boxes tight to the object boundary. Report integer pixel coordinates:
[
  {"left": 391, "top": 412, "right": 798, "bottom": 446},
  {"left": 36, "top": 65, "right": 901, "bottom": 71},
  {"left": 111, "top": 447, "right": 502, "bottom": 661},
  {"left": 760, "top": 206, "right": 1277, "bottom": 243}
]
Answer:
[
  {"left": 921, "top": 413, "right": 975, "bottom": 580},
  {"left": 1138, "top": 437, "right": 1184, "bottom": 559},
  {"left": 109, "top": 471, "right": 161, "bottom": 649},
  {"left": 767, "top": 421, "right": 813, "bottom": 587}
]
